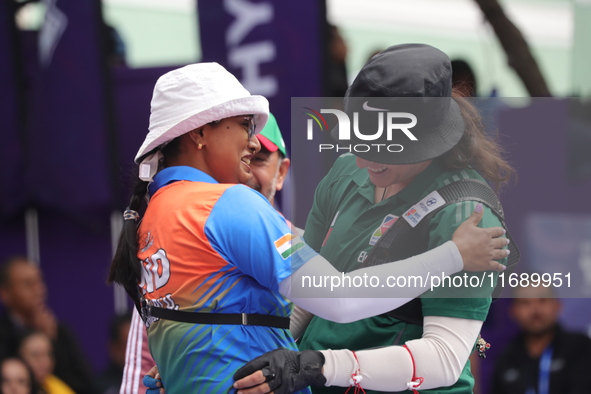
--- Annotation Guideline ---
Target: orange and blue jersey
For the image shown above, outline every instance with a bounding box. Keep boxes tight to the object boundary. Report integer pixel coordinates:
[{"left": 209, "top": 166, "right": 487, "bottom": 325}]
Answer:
[{"left": 137, "top": 166, "right": 316, "bottom": 394}]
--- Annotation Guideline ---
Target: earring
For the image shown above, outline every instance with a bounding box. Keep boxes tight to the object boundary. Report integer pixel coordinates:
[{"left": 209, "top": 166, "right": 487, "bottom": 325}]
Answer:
[{"left": 197, "top": 143, "right": 203, "bottom": 150}]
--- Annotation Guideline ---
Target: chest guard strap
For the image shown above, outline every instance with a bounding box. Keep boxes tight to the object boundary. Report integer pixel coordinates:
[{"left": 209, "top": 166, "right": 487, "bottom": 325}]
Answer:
[{"left": 359, "top": 179, "right": 520, "bottom": 326}]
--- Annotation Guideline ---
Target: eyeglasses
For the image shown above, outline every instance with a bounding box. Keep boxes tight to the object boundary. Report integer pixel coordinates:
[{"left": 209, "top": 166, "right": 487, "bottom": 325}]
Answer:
[
  {"left": 243, "top": 115, "right": 256, "bottom": 139},
  {"left": 209, "top": 116, "right": 256, "bottom": 139}
]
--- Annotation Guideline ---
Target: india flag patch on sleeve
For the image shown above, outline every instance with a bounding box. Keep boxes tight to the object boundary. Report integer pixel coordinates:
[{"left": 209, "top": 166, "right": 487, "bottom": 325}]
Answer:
[{"left": 274, "top": 234, "right": 305, "bottom": 260}]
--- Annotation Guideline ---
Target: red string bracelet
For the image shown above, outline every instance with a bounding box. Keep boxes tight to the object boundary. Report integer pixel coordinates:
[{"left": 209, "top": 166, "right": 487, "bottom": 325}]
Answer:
[
  {"left": 403, "top": 345, "right": 424, "bottom": 394},
  {"left": 344, "top": 351, "right": 366, "bottom": 394}
]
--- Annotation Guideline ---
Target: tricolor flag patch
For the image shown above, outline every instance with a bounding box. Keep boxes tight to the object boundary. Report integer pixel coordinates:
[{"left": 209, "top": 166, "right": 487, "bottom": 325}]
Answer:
[{"left": 274, "top": 234, "right": 305, "bottom": 260}]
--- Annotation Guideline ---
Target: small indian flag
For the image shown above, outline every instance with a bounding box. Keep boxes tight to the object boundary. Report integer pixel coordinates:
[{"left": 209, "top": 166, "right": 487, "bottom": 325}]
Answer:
[{"left": 274, "top": 234, "right": 305, "bottom": 260}]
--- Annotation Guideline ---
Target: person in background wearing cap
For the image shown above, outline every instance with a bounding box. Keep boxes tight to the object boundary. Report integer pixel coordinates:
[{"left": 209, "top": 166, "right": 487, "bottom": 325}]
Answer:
[
  {"left": 246, "top": 113, "right": 290, "bottom": 209},
  {"left": 107, "top": 62, "right": 508, "bottom": 393},
  {"left": 233, "top": 44, "right": 515, "bottom": 394},
  {"left": 118, "top": 113, "right": 292, "bottom": 394}
]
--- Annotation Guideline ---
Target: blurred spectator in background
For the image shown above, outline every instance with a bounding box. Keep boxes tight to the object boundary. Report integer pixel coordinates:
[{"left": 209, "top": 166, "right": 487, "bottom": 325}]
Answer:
[
  {"left": 0, "top": 356, "right": 39, "bottom": 394},
  {"left": 0, "top": 256, "right": 96, "bottom": 394},
  {"left": 492, "top": 284, "right": 591, "bottom": 394},
  {"left": 18, "top": 330, "right": 75, "bottom": 394},
  {"left": 325, "top": 24, "right": 349, "bottom": 98},
  {"left": 94, "top": 313, "right": 131, "bottom": 394},
  {"left": 451, "top": 59, "right": 477, "bottom": 97},
  {"left": 451, "top": 59, "right": 504, "bottom": 139},
  {"left": 102, "top": 21, "right": 127, "bottom": 67}
]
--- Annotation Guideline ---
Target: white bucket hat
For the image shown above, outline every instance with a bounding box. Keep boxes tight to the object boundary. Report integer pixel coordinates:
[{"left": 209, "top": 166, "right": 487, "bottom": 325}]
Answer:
[{"left": 135, "top": 62, "right": 269, "bottom": 166}]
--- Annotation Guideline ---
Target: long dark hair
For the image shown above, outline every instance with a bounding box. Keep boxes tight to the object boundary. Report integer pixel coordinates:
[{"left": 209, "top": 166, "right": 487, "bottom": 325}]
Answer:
[
  {"left": 107, "top": 135, "right": 183, "bottom": 307},
  {"left": 438, "top": 89, "right": 516, "bottom": 191},
  {"left": 107, "top": 177, "right": 149, "bottom": 307}
]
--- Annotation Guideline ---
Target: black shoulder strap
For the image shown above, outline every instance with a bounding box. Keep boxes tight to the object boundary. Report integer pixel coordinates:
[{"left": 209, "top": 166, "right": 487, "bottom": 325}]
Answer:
[{"left": 359, "top": 179, "right": 520, "bottom": 326}]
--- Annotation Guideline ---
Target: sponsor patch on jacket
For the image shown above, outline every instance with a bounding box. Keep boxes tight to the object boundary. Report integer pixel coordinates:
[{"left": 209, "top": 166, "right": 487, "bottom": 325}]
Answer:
[{"left": 402, "top": 191, "right": 446, "bottom": 228}]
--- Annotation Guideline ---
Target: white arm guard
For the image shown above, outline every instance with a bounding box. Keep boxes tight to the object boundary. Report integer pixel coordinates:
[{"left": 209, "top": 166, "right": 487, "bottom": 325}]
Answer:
[
  {"left": 321, "top": 315, "right": 483, "bottom": 391},
  {"left": 279, "top": 241, "right": 462, "bottom": 323}
]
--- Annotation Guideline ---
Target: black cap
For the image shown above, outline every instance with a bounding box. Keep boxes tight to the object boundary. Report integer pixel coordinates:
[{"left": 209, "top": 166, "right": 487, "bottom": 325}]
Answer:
[{"left": 337, "top": 44, "right": 465, "bottom": 164}]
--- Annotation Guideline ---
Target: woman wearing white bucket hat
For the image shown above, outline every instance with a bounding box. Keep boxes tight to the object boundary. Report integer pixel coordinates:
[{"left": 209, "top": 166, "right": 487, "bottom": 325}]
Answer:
[{"left": 108, "top": 62, "right": 508, "bottom": 393}]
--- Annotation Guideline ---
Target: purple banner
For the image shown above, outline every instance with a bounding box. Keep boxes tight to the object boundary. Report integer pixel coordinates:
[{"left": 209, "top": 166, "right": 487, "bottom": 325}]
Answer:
[
  {"left": 198, "top": 0, "right": 325, "bottom": 142},
  {"left": 198, "top": 0, "right": 326, "bottom": 224},
  {"left": 26, "top": 0, "right": 114, "bottom": 219},
  {"left": 0, "top": 1, "right": 25, "bottom": 218}
]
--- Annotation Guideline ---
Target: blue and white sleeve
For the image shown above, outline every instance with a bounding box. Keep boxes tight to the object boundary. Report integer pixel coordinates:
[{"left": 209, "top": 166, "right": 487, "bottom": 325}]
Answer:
[{"left": 204, "top": 185, "right": 318, "bottom": 291}]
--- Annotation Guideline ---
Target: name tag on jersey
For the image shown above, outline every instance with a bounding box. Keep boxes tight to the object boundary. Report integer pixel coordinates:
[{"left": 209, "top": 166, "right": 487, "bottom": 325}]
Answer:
[{"left": 402, "top": 190, "right": 446, "bottom": 228}]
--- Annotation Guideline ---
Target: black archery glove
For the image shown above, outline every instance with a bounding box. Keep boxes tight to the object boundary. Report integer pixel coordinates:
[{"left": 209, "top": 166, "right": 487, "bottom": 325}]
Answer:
[{"left": 233, "top": 348, "right": 326, "bottom": 394}]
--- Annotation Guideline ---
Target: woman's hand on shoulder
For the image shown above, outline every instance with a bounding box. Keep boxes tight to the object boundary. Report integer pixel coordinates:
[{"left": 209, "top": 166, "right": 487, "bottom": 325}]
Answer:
[{"left": 452, "top": 203, "right": 509, "bottom": 272}]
